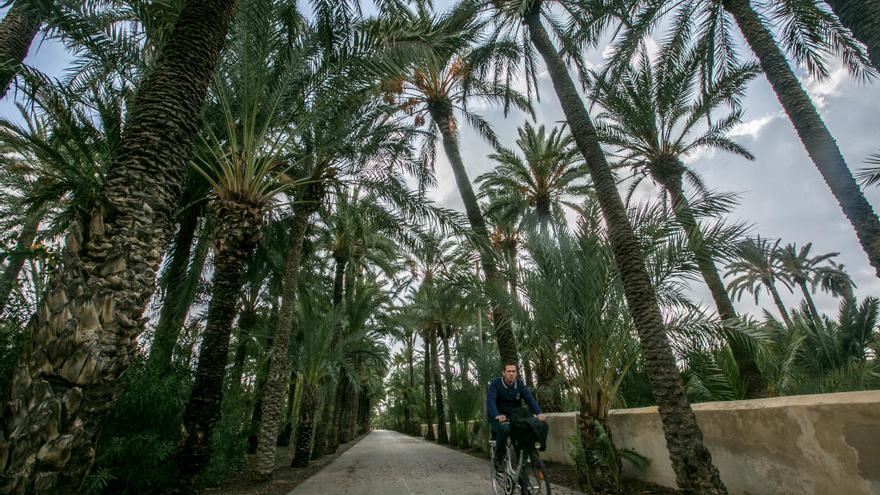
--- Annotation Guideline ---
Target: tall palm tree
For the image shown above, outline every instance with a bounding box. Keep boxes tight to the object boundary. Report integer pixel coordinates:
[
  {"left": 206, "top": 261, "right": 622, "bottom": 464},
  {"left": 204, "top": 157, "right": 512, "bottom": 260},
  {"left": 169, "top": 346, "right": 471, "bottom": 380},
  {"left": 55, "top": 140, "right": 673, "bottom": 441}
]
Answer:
[
  {"left": 0, "top": 0, "right": 41, "bottom": 98},
  {"left": 0, "top": 0, "right": 237, "bottom": 488},
  {"left": 726, "top": 237, "right": 794, "bottom": 326},
  {"left": 590, "top": 45, "right": 766, "bottom": 397},
  {"left": 476, "top": 121, "right": 589, "bottom": 235},
  {"left": 776, "top": 243, "right": 841, "bottom": 323},
  {"left": 378, "top": 3, "right": 530, "bottom": 364},
  {"left": 606, "top": 0, "right": 880, "bottom": 279},
  {"left": 251, "top": 38, "right": 421, "bottom": 477},
  {"left": 483, "top": 1, "right": 728, "bottom": 492},
  {"left": 174, "top": 5, "right": 306, "bottom": 477}
]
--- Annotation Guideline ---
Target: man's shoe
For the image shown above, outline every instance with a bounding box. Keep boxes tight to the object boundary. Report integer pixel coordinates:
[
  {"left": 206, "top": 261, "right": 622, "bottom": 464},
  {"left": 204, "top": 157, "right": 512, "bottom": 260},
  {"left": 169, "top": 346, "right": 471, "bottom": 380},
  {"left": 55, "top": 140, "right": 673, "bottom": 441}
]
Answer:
[{"left": 493, "top": 456, "right": 506, "bottom": 473}]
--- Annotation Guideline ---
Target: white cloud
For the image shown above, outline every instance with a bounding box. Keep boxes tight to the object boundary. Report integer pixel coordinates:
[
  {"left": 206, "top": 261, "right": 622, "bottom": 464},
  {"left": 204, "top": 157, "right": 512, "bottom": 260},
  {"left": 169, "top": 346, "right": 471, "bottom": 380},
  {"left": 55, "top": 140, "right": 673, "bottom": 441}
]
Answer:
[
  {"left": 801, "top": 66, "right": 848, "bottom": 109},
  {"left": 729, "top": 113, "right": 782, "bottom": 139}
]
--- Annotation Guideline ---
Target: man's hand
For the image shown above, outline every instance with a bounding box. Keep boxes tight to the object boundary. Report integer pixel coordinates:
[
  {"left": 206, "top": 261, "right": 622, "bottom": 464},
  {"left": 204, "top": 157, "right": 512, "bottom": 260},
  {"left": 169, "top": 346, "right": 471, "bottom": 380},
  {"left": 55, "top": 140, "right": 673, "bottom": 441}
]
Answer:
[
  {"left": 495, "top": 415, "right": 507, "bottom": 423},
  {"left": 536, "top": 414, "right": 546, "bottom": 421}
]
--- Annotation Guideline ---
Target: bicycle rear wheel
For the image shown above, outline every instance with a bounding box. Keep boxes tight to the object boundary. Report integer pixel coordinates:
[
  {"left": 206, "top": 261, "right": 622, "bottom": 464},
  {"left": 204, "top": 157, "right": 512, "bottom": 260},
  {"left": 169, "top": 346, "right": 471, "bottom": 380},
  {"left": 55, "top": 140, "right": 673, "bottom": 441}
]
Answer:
[{"left": 521, "top": 453, "right": 551, "bottom": 495}]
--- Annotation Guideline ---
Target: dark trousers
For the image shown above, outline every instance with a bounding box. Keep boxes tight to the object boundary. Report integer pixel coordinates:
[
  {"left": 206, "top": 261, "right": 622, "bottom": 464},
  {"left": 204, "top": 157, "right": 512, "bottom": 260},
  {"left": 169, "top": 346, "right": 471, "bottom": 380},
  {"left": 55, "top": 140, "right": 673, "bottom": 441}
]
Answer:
[{"left": 490, "top": 419, "right": 510, "bottom": 460}]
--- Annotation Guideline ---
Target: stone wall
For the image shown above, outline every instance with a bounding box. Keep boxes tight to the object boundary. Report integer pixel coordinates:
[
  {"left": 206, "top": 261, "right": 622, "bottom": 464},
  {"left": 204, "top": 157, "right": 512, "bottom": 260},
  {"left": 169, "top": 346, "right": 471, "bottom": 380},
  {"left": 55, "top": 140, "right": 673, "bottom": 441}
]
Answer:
[{"left": 424, "top": 390, "right": 880, "bottom": 494}]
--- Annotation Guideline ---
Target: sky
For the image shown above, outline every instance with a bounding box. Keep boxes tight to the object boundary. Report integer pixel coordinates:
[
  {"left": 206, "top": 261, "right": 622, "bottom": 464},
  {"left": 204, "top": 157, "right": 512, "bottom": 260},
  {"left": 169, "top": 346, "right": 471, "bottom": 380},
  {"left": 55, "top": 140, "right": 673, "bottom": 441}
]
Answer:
[{"left": 3, "top": 1, "right": 880, "bottom": 321}]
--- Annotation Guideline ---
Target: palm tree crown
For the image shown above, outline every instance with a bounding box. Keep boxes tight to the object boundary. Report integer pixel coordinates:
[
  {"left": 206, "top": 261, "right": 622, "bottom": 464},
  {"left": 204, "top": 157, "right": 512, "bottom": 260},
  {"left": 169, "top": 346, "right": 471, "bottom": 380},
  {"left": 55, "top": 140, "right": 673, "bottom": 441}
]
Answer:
[{"left": 477, "top": 121, "right": 589, "bottom": 233}]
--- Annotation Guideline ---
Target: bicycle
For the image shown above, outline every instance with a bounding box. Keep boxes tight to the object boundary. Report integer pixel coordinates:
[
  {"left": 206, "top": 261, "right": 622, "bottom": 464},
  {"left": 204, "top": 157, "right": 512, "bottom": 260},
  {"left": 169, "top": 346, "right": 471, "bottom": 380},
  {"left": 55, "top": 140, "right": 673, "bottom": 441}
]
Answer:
[{"left": 489, "top": 421, "right": 551, "bottom": 495}]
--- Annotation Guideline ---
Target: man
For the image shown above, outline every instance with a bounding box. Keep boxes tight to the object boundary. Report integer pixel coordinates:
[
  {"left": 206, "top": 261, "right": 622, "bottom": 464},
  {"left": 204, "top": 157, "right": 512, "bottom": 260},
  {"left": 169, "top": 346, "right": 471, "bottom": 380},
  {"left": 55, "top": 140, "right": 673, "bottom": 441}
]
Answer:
[{"left": 487, "top": 362, "right": 545, "bottom": 471}]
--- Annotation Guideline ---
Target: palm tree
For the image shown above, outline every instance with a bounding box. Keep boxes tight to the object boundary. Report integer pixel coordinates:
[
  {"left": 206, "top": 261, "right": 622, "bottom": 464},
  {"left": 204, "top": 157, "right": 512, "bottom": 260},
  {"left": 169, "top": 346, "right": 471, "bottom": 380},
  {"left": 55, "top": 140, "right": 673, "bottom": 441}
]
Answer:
[
  {"left": 483, "top": 1, "right": 728, "bottom": 492},
  {"left": 763, "top": 296, "right": 880, "bottom": 395},
  {"left": 378, "top": 3, "right": 531, "bottom": 365},
  {"left": 174, "top": 10, "right": 306, "bottom": 477},
  {"left": 824, "top": 0, "right": 880, "bottom": 71},
  {"left": 476, "top": 121, "right": 589, "bottom": 235},
  {"left": 523, "top": 216, "right": 641, "bottom": 491},
  {"left": 606, "top": 0, "right": 880, "bottom": 279},
  {"left": 0, "top": 0, "right": 237, "bottom": 488},
  {"left": 590, "top": 45, "right": 766, "bottom": 397},
  {"left": 148, "top": 174, "right": 210, "bottom": 370},
  {"left": 0, "top": 83, "right": 122, "bottom": 315},
  {"left": 776, "top": 243, "right": 842, "bottom": 323},
  {"left": 726, "top": 237, "right": 794, "bottom": 326},
  {"left": 251, "top": 37, "right": 422, "bottom": 477},
  {"left": 0, "top": 0, "right": 41, "bottom": 98},
  {"left": 813, "top": 261, "right": 856, "bottom": 300},
  {"left": 290, "top": 292, "right": 337, "bottom": 468}
]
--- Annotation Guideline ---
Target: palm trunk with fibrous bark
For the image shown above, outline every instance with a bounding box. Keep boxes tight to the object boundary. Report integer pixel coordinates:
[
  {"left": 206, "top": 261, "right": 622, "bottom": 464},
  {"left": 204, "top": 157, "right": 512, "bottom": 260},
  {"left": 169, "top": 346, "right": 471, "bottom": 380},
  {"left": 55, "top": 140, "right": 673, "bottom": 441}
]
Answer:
[
  {"left": 440, "top": 329, "right": 457, "bottom": 438},
  {"left": 176, "top": 199, "right": 264, "bottom": 487},
  {"left": 422, "top": 335, "right": 435, "bottom": 441},
  {"left": 660, "top": 165, "right": 767, "bottom": 398},
  {"left": 228, "top": 306, "right": 258, "bottom": 399},
  {"left": 723, "top": 0, "right": 880, "bottom": 280},
  {"left": 430, "top": 102, "right": 518, "bottom": 365},
  {"left": 0, "top": 0, "right": 41, "bottom": 99},
  {"left": 290, "top": 383, "right": 318, "bottom": 467},
  {"left": 524, "top": 10, "right": 727, "bottom": 494},
  {"left": 312, "top": 254, "right": 348, "bottom": 457},
  {"left": 430, "top": 326, "right": 448, "bottom": 444},
  {"left": 252, "top": 183, "right": 321, "bottom": 479},
  {"left": 0, "top": 0, "right": 237, "bottom": 490}
]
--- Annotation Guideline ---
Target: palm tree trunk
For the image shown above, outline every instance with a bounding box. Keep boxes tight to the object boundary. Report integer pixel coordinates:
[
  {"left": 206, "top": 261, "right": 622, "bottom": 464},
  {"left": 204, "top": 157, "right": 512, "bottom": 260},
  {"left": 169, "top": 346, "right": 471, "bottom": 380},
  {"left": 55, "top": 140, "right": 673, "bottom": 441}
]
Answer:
[
  {"left": 252, "top": 187, "right": 318, "bottom": 479},
  {"left": 406, "top": 340, "right": 416, "bottom": 434},
  {"left": 422, "top": 335, "right": 435, "bottom": 441},
  {"left": 664, "top": 173, "right": 766, "bottom": 398},
  {"left": 278, "top": 370, "right": 297, "bottom": 447},
  {"left": 0, "top": 208, "right": 40, "bottom": 314},
  {"left": 454, "top": 333, "right": 469, "bottom": 386},
  {"left": 799, "top": 280, "right": 822, "bottom": 323},
  {"left": 176, "top": 200, "right": 263, "bottom": 486},
  {"left": 0, "top": 0, "right": 41, "bottom": 99},
  {"left": 248, "top": 310, "right": 277, "bottom": 454},
  {"left": 440, "top": 330, "right": 457, "bottom": 436},
  {"left": 338, "top": 381, "right": 358, "bottom": 444},
  {"left": 576, "top": 395, "right": 621, "bottom": 492},
  {"left": 523, "top": 358, "right": 535, "bottom": 389},
  {"left": 430, "top": 102, "right": 518, "bottom": 365},
  {"left": 0, "top": 0, "right": 236, "bottom": 489},
  {"left": 525, "top": 12, "right": 727, "bottom": 494},
  {"left": 767, "top": 279, "right": 794, "bottom": 327},
  {"left": 149, "top": 197, "right": 205, "bottom": 370},
  {"left": 327, "top": 368, "right": 348, "bottom": 451},
  {"left": 535, "top": 350, "right": 563, "bottom": 412},
  {"left": 825, "top": 0, "right": 880, "bottom": 72},
  {"left": 312, "top": 254, "right": 348, "bottom": 457},
  {"left": 430, "top": 327, "right": 448, "bottom": 444},
  {"left": 228, "top": 306, "right": 258, "bottom": 398},
  {"left": 724, "top": 0, "right": 880, "bottom": 279},
  {"left": 291, "top": 384, "right": 318, "bottom": 468}
]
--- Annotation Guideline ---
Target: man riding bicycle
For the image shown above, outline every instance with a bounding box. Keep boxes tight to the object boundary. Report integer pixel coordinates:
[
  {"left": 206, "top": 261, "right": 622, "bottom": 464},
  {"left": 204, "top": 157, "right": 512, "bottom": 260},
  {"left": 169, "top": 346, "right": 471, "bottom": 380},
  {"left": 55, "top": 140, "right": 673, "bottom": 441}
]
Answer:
[{"left": 487, "top": 362, "right": 546, "bottom": 472}]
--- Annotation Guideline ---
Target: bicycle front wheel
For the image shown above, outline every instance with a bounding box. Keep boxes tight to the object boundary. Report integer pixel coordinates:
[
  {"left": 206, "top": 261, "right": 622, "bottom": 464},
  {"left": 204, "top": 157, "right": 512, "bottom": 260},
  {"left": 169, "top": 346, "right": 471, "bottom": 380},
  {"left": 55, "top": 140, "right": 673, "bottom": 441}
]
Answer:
[{"left": 521, "top": 453, "right": 551, "bottom": 495}]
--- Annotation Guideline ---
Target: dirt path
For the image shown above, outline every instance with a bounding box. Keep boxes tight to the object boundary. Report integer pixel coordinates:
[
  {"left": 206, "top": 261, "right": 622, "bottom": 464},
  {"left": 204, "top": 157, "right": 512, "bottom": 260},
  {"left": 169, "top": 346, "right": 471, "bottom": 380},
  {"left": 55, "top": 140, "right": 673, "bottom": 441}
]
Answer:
[{"left": 288, "top": 429, "right": 583, "bottom": 495}]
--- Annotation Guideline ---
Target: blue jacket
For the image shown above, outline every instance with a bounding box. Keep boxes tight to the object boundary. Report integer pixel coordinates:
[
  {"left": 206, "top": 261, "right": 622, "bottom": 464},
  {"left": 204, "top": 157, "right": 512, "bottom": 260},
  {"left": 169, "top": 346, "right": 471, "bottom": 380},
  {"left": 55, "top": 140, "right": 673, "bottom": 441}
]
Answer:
[{"left": 487, "top": 377, "right": 541, "bottom": 420}]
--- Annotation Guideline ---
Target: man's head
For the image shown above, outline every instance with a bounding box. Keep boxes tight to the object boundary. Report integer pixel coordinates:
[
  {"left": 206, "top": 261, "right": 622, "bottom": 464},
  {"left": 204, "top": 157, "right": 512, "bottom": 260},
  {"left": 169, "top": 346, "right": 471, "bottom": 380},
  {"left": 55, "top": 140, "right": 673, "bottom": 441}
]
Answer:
[{"left": 502, "top": 362, "right": 517, "bottom": 385}]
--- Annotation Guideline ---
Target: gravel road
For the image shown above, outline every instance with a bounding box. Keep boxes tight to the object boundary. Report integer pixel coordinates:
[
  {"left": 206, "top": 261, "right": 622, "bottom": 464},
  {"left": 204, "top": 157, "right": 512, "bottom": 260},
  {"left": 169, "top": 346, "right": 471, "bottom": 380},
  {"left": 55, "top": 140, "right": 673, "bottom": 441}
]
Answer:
[{"left": 288, "top": 429, "right": 583, "bottom": 495}]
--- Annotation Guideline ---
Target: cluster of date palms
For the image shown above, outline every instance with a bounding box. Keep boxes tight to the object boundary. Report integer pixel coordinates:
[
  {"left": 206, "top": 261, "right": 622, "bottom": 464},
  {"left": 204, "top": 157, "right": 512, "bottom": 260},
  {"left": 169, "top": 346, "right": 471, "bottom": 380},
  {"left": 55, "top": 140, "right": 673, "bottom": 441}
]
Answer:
[{"left": 0, "top": 0, "right": 877, "bottom": 494}]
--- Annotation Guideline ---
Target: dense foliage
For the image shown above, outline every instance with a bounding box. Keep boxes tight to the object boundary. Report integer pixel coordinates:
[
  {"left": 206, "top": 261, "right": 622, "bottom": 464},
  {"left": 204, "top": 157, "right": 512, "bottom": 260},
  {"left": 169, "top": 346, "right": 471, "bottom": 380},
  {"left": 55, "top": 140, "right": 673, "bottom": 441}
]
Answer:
[{"left": 0, "top": 0, "right": 877, "bottom": 494}]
